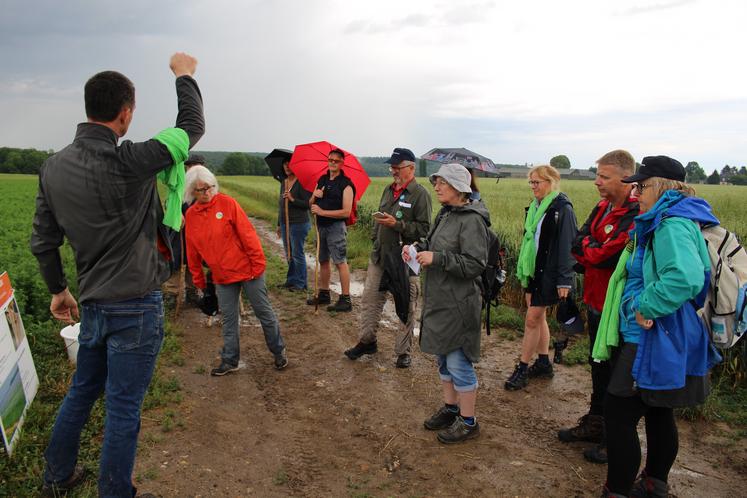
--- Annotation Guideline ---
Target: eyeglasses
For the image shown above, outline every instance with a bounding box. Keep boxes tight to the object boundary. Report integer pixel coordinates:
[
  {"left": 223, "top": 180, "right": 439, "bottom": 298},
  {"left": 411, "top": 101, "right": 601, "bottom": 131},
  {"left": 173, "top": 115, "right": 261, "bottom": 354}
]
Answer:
[
  {"left": 389, "top": 165, "right": 411, "bottom": 173},
  {"left": 634, "top": 182, "right": 650, "bottom": 194},
  {"left": 194, "top": 185, "right": 214, "bottom": 194},
  {"left": 328, "top": 158, "right": 343, "bottom": 164},
  {"left": 528, "top": 180, "right": 548, "bottom": 186}
]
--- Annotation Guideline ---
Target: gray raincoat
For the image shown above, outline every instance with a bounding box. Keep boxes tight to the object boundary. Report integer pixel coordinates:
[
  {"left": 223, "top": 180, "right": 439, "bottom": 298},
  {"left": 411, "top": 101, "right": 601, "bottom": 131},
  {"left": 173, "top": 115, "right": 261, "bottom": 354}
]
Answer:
[{"left": 418, "top": 201, "right": 490, "bottom": 362}]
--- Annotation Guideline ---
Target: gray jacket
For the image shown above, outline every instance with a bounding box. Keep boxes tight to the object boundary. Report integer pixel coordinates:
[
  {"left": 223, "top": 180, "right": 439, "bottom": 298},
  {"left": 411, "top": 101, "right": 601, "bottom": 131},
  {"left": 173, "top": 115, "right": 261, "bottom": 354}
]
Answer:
[
  {"left": 418, "top": 201, "right": 490, "bottom": 362},
  {"left": 30, "top": 76, "right": 205, "bottom": 303}
]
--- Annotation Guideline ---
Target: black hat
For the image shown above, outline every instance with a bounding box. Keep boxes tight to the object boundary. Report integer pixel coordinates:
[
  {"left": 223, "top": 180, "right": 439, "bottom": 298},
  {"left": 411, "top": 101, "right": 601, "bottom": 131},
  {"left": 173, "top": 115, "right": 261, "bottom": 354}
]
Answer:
[
  {"left": 622, "top": 155, "right": 685, "bottom": 184},
  {"left": 384, "top": 148, "right": 416, "bottom": 164},
  {"left": 556, "top": 298, "right": 585, "bottom": 335},
  {"left": 185, "top": 153, "right": 207, "bottom": 166}
]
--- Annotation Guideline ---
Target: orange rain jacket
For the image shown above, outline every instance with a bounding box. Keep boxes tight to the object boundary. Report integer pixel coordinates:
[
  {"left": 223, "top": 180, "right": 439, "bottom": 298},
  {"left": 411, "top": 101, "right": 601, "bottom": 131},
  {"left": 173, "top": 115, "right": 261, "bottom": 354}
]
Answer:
[{"left": 185, "top": 193, "right": 266, "bottom": 289}]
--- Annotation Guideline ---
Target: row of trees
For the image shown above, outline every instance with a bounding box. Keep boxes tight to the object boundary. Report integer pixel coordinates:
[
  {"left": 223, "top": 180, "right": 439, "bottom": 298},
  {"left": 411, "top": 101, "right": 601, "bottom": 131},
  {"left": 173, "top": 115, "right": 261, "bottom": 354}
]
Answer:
[
  {"left": 3, "top": 147, "right": 747, "bottom": 183},
  {"left": 0, "top": 147, "right": 53, "bottom": 174}
]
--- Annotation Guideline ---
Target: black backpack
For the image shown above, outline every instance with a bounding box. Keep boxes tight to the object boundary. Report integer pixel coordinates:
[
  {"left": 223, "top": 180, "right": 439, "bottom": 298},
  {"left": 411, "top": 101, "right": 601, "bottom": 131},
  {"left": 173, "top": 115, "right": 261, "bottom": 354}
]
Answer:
[{"left": 480, "top": 228, "right": 507, "bottom": 335}]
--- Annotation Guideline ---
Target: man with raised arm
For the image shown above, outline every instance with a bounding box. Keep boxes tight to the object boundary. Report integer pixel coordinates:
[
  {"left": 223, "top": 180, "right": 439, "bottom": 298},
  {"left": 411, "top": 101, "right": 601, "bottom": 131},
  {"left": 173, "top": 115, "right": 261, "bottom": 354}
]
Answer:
[{"left": 31, "top": 52, "right": 204, "bottom": 497}]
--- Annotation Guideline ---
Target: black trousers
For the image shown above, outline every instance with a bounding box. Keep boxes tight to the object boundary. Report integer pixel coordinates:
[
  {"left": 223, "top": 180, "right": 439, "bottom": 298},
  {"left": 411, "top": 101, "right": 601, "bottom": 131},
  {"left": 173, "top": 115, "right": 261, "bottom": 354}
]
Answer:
[
  {"left": 587, "top": 308, "right": 611, "bottom": 416},
  {"left": 604, "top": 393, "right": 678, "bottom": 494}
]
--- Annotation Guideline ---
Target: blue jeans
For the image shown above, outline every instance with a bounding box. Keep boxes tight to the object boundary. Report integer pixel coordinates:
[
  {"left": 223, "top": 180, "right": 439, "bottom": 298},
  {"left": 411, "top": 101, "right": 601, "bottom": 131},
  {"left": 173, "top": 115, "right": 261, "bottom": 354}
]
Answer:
[
  {"left": 44, "top": 291, "right": 164, "bottom": 498},
  {"left": 279, "top": 221, "right": 310, "bottom": 288},
  {"left": 215, "top": 274, "right": 285, "bottom": 366},
  {"left": 437, "top": 349, "right": 479, "bottom": 392}
]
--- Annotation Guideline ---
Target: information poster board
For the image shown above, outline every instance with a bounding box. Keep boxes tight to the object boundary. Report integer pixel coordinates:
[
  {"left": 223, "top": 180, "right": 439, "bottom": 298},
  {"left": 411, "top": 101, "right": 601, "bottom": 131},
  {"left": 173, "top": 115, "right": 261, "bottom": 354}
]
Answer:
[{"left": 0, "top": 271, "right": 39, "bottom": 457}]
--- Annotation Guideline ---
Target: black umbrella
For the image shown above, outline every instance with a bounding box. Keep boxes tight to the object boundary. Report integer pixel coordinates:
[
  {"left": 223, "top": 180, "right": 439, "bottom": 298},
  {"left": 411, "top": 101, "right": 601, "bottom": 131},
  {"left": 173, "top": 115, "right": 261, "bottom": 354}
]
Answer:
[
  {"left": 378, "top": 251, "right": 411, "bottom": 325},
  {"left": 421, "top": 147, "right": 497, "bottom": 174},
  {"left": 264, "top": 148, "right": 293, "bottom": 182}
]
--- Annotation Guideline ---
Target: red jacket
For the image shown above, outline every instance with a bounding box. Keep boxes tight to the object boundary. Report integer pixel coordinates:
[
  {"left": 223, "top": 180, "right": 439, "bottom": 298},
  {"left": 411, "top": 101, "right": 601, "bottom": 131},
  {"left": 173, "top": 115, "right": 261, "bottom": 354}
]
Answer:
[
  {"left": 185, "top": 193, "right": 266, "bottom": 289},
  {"left": 573, "top": 196, "right": 639, "bottom": 312}
]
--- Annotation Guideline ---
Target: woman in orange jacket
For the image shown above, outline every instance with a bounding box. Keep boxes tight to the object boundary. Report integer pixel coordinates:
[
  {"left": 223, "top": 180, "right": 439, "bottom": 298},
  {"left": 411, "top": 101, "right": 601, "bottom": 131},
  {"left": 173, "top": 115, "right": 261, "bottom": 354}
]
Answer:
[{"left": 184, "top": 165, "right": 287, "bottom": 375}]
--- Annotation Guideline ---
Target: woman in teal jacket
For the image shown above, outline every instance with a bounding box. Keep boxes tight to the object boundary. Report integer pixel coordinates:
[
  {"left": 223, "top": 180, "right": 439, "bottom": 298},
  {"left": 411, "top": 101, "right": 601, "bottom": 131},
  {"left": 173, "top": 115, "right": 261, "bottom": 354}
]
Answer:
[{"left": 601, "top": 156, "right": 721, "bottom": 498}]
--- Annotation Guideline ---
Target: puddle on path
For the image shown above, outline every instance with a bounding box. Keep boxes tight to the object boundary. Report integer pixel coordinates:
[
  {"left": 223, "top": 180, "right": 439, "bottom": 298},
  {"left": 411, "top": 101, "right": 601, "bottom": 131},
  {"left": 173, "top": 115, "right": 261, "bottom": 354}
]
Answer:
[{"left": 250, "top": 217, "right": 412, "bottom": 328}]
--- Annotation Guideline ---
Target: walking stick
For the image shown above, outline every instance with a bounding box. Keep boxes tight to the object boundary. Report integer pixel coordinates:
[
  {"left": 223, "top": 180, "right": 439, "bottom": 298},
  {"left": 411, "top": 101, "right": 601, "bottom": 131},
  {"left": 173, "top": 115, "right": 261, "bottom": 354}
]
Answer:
[
  {"left": 313, "top": 213, "right": 320, "bottom": 315},
  {"left": 175, "top": 228, "right": 186, "bottom": 317},
  {"left": 284, "top": 178, "right": 292, "bottom": 260}
]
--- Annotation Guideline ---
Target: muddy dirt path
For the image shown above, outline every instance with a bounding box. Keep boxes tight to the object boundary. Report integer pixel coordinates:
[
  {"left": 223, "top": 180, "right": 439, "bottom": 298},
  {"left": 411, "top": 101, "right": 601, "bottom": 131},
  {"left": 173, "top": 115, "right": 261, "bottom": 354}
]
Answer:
[{"left": 137, "top": 219, "right": 747, "bottom": 497}]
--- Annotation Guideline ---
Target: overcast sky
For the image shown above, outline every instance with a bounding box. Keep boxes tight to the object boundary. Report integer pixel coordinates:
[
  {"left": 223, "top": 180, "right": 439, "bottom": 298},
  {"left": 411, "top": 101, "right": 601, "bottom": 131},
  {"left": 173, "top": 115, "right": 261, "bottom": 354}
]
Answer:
[{"left": 1, "top": 0, "right": 745, "bottom": 173}]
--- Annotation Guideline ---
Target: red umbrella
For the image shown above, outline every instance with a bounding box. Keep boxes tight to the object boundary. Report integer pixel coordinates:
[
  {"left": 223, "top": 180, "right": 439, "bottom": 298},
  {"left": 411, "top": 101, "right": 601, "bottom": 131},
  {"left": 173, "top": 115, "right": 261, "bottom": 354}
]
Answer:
[{"left": 288, "top": 141, "right": 370, "bottom": 201}]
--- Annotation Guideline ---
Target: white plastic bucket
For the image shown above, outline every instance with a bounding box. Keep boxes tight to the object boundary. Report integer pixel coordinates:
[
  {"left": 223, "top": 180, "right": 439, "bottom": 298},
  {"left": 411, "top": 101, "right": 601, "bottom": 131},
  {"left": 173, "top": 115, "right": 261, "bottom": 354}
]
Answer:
[{"left": 60, "top": 323, "right": 80, "bottom": 364}]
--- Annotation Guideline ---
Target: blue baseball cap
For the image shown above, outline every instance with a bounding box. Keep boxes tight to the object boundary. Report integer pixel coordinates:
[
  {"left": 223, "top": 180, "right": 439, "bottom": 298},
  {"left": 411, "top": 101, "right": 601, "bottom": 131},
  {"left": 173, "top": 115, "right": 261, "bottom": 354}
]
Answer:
[{"left": 385, "top": 148, "right": 416, "bottom": 164}]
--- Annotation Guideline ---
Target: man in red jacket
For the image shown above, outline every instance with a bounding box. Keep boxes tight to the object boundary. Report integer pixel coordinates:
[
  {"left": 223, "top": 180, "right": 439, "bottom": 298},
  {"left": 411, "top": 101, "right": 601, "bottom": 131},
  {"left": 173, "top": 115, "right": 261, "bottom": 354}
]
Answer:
[{"left": 558, "top": 150, "right": 639, "bottom": 464}]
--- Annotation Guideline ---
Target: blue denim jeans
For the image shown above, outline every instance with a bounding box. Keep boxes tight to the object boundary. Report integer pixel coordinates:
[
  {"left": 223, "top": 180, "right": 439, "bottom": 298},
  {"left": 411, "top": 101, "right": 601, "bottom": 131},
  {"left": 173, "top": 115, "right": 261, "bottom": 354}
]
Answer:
[
  {"left": 215, "top": 274, "right": 285, "bottom": 366},
  {"left": 279, "top": 221, "right": 310, "bottom": 288},
  {"left": 437, "top": 349, "right": 479, "bottom": 392},
  {"left": 44, "top": 291, "right": 164, "bottom": 498}
]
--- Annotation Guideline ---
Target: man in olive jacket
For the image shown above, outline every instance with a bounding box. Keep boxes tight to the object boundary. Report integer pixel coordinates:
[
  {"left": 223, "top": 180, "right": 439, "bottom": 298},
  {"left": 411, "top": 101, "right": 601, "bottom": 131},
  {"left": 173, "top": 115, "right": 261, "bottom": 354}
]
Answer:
[{"left": 344, "top": 148, "right": 432, "bottom": 368}]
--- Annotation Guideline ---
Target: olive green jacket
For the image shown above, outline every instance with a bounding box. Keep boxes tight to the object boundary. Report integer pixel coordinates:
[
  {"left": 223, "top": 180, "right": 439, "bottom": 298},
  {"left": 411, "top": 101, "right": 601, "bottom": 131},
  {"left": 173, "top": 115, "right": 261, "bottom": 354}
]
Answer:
[
  {"left": 418, "top": 201, "right": 490, "bottom": 362},
  {"left": 371, "top": 179, "right": 432, "bottom": 264}
]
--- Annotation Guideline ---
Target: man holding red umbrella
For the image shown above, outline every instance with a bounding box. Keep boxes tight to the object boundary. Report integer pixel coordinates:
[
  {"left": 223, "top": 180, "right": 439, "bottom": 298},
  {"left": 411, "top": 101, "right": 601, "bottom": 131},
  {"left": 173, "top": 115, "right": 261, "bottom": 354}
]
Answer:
[{"left": 308, "top": 148, "right": 356, "bottom": 312}]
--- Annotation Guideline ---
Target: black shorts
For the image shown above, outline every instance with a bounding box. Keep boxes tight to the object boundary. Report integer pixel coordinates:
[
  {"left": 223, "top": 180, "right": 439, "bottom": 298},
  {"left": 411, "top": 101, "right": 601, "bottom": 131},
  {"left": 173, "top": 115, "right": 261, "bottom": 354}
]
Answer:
[{"left": 524, "top": 278, "right": 559, "bottom": 307}]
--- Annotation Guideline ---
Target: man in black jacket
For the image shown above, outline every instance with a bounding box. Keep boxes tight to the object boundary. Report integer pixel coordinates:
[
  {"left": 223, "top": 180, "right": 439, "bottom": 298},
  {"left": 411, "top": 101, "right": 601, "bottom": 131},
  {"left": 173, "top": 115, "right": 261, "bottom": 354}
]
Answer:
[{"left": 31, "top": 52, "right": 204, "bottom": 497}]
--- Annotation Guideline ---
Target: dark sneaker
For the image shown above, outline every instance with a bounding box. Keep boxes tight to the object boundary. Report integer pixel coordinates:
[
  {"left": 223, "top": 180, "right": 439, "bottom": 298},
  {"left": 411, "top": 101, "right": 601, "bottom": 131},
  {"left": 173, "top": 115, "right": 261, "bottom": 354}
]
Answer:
[
  {"left": 630, "top": 471, "right": 669, "bottom": 498},
  {"left": 396, "top": 354, "right": 411, "bottom": 368},
  {"left": 528, "top": 359, "right": 554, "bottom": 378},
  {"left": 41, "top": 465, "right": 86, "bottom": 496},
  {"left": 327, "top": 295, "right": 352, "bottom": 312},
  {"left": 211, "top": 362, "right": 239, "bottom": 376},
  {"left": 601, "top": 486, "right": 628, "bottom": 498},
  {"left": 274, "top": 351, "right": 289, "bottom": 370},
  {"left": 423, "top": 406, "right": 458, "bottom": 430},
  {"left": 558, "top": 414, "right": 604, "bottom": 443},
  {"left": 504, "top": 364, "right": 528, "bottom": 390},
  {"left": 306, "top": 290, "right": 331, "bottom": 306},
  {"left": 584, "top": 444, "right": 608, "bottom": 464},
  {"left": 553, "top": 339, "right": 568, "bottom": 364},
  {"left": 344, "top": 341, "right": 377, "bottom": 360},
  {"left": 436, "top": 416, "right": 480, "bottom": 444},
  {"left": 287, "top": 286, "right": 306, "bottom": 292}
]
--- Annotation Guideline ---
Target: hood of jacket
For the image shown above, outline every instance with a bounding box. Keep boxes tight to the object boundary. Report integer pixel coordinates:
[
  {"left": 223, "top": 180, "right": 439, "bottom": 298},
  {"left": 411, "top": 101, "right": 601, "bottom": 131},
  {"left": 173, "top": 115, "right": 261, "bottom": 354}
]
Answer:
[
  {"left": 447, "top": 199, "right": 492, "bottom": 227},
  {"left": 633, "top": 190, "right": 719, "bottom": 245}
]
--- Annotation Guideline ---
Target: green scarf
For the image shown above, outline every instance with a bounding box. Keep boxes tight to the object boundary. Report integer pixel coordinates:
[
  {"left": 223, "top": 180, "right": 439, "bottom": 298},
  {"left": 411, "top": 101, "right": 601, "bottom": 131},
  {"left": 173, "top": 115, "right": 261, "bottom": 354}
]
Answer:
[
  {"left": 592, "top": 241, "right": 633, "bottom": 361},
  {"left": 516, "top": 191, "right": 559, "bottom": 287},
  {"left": 154, "top": 128, "right": 189, "bottom": 231}
]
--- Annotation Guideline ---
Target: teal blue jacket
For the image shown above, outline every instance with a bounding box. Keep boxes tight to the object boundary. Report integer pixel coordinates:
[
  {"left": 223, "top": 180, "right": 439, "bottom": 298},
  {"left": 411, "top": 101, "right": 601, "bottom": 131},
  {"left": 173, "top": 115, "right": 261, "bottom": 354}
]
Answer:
[{"left": 630, "top": 191, "right": 721, "bottom": 390}]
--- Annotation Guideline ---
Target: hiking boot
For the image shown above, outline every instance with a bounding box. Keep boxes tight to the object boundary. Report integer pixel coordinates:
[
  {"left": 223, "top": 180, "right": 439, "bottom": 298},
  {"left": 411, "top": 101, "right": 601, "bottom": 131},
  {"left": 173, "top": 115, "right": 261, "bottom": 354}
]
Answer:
[
  {"left": 344, "top": 341, "right": 377, "bottom": 360},
  {"left": 306, "top": 289, "right": 331, "bottom": 306},
  {"left": 424, "top": 405, "right": 458, "bottom": 430},
  {"left": 558, "top": 414, "right": 604, "bottom": 443},
  {"left": 436, "top": 416, "right": 480, "bottom": 444},
  {"left": 553, "top": 339, "right": 568, "bottom": 364},
  {"left": 504, "top": 364, "right": 528, "bottom": 391},
  {"left": 527, "top": 358, "right": 554, "bottom": 378},
  {"left": 584, "top": 443, "right": 608, "bottom": 464},
  {"left": 274, "top": 350, "right": 289, "bottom": 370},
  {"left": 210, "top": 361, "right": 239, "bottom": 376},
  {"left": 630, "top": 471, "right": 669, "bottom": 498},
  {"left": 41, "top": 465, "right": 86, "bottom": 497},
  {"left": 396, "top": 354, "right": 411, "bottom": 368},
  {"left": 327, "top": 294, "right": 352, "bottom": 312}
]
